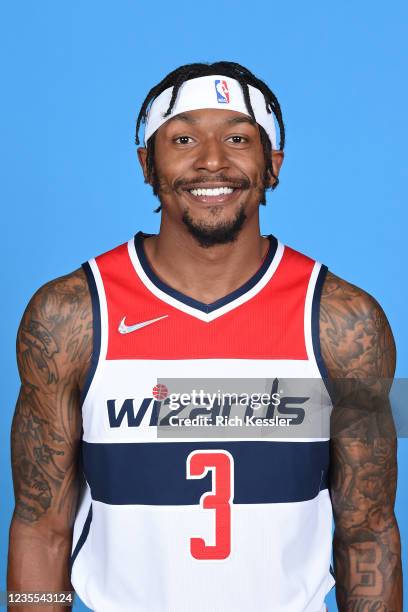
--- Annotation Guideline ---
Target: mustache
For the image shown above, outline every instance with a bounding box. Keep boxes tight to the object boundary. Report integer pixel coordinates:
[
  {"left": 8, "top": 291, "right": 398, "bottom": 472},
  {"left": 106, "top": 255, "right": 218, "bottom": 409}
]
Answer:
[{"left": 173, "top": 173, "right": 251, "bottom": 191}]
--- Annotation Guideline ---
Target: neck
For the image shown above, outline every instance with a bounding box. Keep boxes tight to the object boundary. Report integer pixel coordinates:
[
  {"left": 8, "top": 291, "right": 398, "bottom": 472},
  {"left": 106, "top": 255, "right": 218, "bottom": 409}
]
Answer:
[{"left": 142, "top": 218, "right": 270, "bottom": 304}]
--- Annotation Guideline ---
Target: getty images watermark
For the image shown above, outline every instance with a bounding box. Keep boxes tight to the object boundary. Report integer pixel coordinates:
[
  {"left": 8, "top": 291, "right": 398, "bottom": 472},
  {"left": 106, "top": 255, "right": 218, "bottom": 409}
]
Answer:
[
  {"left": 152, "top": 377, "right": 332, "bottom": 439},
  {"left": 164, "top": 386, "right": 293, "bottom": 427}
]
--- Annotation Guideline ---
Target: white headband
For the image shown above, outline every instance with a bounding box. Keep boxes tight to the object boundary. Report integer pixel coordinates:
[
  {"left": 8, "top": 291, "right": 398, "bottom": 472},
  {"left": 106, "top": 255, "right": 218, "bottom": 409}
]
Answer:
[{"left": 143, "top": 75, "right": 278, "bottom": 150}]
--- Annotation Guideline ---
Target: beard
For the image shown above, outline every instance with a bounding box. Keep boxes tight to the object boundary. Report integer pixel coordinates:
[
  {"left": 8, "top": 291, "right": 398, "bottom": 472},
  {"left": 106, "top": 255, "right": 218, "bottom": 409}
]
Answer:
[{"left": 182, "top": 204, "right": 247, "bottom": 248}]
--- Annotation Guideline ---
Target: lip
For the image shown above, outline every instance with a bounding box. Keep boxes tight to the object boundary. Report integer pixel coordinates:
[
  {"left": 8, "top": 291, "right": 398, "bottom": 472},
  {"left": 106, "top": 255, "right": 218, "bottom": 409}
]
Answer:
[
  {"left": 181, "top": 184, "right": 244, "bottom": 205},
  {"left": 182, "top": 181, "right": 243, "bottom": 190}
]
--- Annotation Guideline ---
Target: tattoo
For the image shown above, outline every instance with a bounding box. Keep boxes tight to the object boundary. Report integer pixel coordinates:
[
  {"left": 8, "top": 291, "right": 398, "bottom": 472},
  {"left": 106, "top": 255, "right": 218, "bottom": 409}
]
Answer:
[
  {"left": 345, "top": 601, "right": 392, "bottom": 612},
  {"left": 14, "top": 458, "right": 52, "bottom": 522},
  {"left": 320, "top": 272, "right": 402, "bottom": 611},
  {"left": 11, "top": 269, "right": 92, "bottom": 524},
  {"left": 20, "top": 321, "right": 59, "bottom": 384},
  {"left": 348, "top": 542, "right": 383, "bottom": 596}
]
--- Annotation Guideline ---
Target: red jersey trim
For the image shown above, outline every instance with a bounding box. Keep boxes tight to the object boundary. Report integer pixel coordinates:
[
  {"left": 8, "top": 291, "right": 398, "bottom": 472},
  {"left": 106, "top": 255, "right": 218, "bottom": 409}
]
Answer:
[{"left": 91, "top": 238, "right": 316, "bottom": 361}]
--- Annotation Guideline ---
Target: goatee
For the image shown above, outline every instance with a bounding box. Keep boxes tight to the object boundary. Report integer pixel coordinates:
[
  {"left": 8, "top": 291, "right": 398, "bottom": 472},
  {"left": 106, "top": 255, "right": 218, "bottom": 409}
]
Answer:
[{"left": 182, "top": 205, "right": 247, "bottom": 248}]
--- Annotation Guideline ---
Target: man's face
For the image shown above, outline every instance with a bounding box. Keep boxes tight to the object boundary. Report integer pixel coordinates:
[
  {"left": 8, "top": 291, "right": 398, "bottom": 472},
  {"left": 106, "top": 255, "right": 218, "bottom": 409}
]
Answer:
[{"left": 138, "top": 108, "right": 283, "bottom": 247}]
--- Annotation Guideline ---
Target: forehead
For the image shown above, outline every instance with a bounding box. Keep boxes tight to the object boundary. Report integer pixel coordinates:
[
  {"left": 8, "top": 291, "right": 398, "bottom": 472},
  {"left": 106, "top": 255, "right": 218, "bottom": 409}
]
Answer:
[{"left": 158, "top": 108, "right": 257, "bottom": 132}]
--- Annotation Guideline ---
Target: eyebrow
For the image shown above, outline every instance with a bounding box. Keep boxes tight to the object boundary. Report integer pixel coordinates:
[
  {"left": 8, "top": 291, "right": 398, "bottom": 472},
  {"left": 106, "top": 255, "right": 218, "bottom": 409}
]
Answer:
[
  {"left": 166, "top": 113, "right": 198, "bottom": 125},
  {"left": 225, "top": 116, "right": 256, "bottom": 127}
]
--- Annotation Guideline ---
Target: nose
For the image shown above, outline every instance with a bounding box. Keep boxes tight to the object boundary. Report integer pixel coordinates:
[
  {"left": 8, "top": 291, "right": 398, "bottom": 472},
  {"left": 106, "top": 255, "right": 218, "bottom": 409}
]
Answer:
[{"left": 194, "top": 137, "right": 230, "bottom": 173}]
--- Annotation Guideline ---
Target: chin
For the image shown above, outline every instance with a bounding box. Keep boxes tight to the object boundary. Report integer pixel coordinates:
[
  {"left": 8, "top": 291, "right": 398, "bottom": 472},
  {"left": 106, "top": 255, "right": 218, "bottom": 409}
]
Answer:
[{"left": 182, "top": 206, "right": 247, "bottom": 248}]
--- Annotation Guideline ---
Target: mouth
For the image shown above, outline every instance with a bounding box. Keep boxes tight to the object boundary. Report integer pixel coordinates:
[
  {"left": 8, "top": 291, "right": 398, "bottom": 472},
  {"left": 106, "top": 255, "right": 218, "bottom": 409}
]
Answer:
[{"left": 182, "top": 184, "right": 243, "bottom": 204}]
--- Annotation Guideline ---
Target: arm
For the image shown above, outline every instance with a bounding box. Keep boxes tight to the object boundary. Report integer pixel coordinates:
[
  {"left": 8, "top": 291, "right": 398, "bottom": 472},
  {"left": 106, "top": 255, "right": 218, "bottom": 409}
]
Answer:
[
  {"left": 7, "top": 269, "right": 92, "bottom": 610},
  {"left": 320, "top": 271, "right": 402, "bottom": 611}
]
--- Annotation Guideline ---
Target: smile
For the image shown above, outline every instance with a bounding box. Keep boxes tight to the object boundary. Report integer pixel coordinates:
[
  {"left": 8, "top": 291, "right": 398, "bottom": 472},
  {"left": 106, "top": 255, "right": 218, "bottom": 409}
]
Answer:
[
  {"left": 183, "top": 184, "right": 243, "bottom": 204},
  {"left": 189, "top": 187, "right": 234, "bottom": 197}
]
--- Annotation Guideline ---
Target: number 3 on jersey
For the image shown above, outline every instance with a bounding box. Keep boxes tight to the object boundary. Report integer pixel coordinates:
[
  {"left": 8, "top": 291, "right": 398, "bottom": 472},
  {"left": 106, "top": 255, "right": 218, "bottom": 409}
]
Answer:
[{"left": 186, "top": 450, "right": 234, "bottom": 560}]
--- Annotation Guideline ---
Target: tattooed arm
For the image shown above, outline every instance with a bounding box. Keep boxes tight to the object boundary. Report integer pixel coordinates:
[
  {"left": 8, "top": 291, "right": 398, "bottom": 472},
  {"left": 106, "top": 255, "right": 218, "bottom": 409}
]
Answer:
[
  {"left": 7, "top": 269, "right": 92, "bottom": 610},
  {"left": 320, "top": 272, "right": 402, "bottom": 611}
]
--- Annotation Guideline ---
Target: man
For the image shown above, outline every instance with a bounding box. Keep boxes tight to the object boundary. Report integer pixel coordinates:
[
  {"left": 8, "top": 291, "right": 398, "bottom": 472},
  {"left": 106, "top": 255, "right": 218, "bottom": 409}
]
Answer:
[{"left": 8, "top": 61, "right": 402, "bottom": 611}]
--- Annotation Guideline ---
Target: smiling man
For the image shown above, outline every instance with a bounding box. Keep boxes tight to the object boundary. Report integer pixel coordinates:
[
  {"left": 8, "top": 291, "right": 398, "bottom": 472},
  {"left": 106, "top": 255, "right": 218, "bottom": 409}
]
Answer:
[{"left": 8, "top": 62, "right": 402, "bottom": 611}]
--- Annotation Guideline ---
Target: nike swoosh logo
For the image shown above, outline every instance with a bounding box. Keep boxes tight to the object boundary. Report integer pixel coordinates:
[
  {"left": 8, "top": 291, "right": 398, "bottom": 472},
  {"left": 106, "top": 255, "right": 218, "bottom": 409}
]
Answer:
[{"left": 118, "top": 315, "right": 168, "bottom": 334}]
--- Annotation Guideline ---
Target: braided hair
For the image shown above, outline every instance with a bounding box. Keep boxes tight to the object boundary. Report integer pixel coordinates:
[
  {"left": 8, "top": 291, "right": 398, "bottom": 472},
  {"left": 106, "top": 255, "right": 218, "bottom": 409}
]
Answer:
[{"left": 135, "top": 61, "right": 285, "bottom": 212}]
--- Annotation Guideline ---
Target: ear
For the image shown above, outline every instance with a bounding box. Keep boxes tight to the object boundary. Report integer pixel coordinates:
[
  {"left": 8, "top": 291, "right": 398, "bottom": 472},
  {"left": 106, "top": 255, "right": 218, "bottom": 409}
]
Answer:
[
  {"left": 266, "top": 150, "right": 284, "bottom": 187},
  {"left": 137, "top": 147, "right": 150, "bottom": 183}
]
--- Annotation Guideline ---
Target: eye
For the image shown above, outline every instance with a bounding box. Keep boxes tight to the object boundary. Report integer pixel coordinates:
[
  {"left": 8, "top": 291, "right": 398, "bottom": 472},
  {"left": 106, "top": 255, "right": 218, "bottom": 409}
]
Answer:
[
  {"left": 174, "top": 136, "right": 194, "bottom": 145},
  {"left": 227, "top": 135, "right": 248, "bottom": 144}
]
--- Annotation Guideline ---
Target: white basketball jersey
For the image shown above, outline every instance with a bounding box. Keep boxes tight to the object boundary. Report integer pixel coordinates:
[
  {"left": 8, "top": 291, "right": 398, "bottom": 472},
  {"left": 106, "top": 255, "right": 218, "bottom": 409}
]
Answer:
[{"left": 70, "top": 232, "right": 335, "bottom": 611}]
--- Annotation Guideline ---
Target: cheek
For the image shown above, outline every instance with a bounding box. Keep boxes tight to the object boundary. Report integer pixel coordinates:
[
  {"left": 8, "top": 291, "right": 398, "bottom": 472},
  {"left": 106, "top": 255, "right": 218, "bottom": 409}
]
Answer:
[
  {"left": 153, "top": 135, "right": 191, "bottom": 185},
  {"left": 236, "top": 148, "right": 266, "bottom": 185},
  {"left": 246, "top": 164, "right": 267, "bottom": 188},
  {"left": 154, "top": 155, "right": 189, "bottom": 187}
]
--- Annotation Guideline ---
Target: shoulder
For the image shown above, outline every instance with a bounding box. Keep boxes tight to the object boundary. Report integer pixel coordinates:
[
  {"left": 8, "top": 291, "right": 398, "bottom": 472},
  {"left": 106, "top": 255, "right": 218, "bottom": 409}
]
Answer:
[
  {"left": 319, "top": 270, "right": 396, "bottom": 381},
  {"left": 17, "top": 267, "right": 92, "bottom": 387},
  {"left": 19, "top": 267, "right": 91, "bottom": 333}
]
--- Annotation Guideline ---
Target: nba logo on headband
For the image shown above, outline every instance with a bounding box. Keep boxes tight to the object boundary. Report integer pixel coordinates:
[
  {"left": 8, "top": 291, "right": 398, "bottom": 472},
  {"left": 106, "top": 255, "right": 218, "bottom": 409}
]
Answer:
[{"left": 214, "top": 79, "right": 230, "bottom": 104}]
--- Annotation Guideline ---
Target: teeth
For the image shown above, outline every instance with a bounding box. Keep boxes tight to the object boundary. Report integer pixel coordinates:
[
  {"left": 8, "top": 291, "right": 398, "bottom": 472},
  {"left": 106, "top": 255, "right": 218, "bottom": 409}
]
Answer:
[{"left": 189, "top": 187, "right": 235, "bottom": 197}]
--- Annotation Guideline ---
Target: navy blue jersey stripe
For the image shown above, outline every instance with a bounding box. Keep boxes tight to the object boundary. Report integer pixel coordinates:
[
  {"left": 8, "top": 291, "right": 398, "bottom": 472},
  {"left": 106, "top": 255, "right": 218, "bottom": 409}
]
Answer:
[
  {"left": 134, "top": 232, "right": 278, "bottom": 314},
  {"left": 69, "top": 503, "right": 92, "bottom": 575},
  {"left": 311, "top": 264, "right": 333, "bottom": 401},
  {"left": 79, "top": 262, "right": 101, "bottom": 407},
  {"left": 82, "top": 440, "right": 329, "bottom": 505}
]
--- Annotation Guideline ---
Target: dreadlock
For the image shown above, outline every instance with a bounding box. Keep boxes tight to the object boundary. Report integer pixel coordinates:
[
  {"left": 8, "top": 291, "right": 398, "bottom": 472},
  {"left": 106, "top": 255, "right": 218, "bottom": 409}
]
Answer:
[{"left": 135, "top": 61, "right": 285, "bottom": 213}]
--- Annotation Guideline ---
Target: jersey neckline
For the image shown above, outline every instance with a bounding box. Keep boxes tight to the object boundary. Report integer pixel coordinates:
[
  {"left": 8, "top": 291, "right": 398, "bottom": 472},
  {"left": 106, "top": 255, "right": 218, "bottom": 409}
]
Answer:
[{"left": 131, "top": 231, "right": 281, "bottom": 318}]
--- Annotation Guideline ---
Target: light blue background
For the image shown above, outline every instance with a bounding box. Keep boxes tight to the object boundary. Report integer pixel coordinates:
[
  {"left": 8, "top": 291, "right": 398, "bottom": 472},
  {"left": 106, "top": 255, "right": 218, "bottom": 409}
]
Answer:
[{"left": 1, "top": 1, "right": 407, "bottom": 610}]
